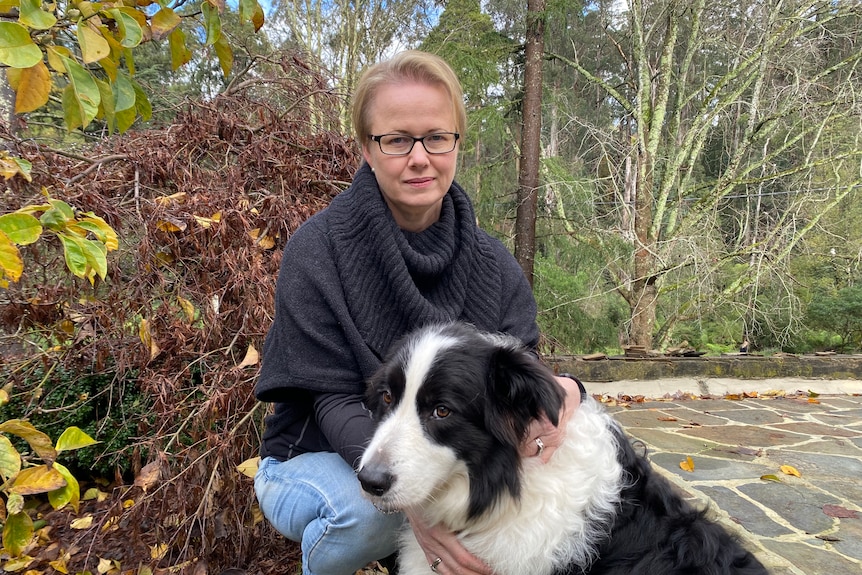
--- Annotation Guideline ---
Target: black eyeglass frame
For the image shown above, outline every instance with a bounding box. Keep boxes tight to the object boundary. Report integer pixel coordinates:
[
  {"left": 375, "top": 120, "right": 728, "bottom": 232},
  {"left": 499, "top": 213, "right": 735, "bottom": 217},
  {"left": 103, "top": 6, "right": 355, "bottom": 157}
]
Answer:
[{"left": 368, "top": 132, "right": 460, "bottom": 156}]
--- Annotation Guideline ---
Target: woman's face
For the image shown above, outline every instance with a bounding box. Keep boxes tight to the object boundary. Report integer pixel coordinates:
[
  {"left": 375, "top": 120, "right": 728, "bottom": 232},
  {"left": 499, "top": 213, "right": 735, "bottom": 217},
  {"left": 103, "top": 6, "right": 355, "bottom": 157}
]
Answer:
[{"left": 362, "top": 81, "right": 459, "bottom": 232}]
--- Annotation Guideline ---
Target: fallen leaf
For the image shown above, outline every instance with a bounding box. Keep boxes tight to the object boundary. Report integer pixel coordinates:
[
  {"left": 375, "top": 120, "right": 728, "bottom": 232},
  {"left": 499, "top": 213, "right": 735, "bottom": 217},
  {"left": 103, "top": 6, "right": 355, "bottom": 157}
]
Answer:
[
  {"left": 823, "top": 504, "right": 859, "bottom": 519},
  {"left": 236, "top": 456, "right": 260, "bottom": 479},
  {"left": 134, "top": 458, "right": 162, "bottom": 491},
  {"left": 150, "top": 543, "right": 169, "bottom": 560},
  {"left": 725, "top": 393, "right": 742, "bottom": 400},
  {"left": 236, "top": 343, "right": 259, "bottom": 369},
  {"left": 808, "top": 389, "right": 820, "bottom": 398},
  {"left": 657, "top": 416, "right": 678, "bottom": 422},
  {"left": 780, "top": 465, "right": 801, "bottom": 477},
  {"left": 154, "top": 192, "right": 187, "bottom": 205},
  {"left": 97, "top": 557, "right": 116, "bottom": 574},
  {"left": 743, "top": 391, "right": 758, "bottom": 398},
  {"left": 816, "top": 534, "right": 841, "bottom": 542},
  {"left": 155, "top": 217, "right": 186, "bottom": 232},
  {"left": 808, "top": 397, "right": 821, "bottom": 404},
  {"left": 70, "top": 515, "right": 94, "bottom": 529},
  {"left": 82, "top": 487, "right": 109, "bottom": 502},
  {"left": 679, "top": 456, "right": 695, "bottom": 472},
  {"left": 760, "top": 474, "right": 782, "bottom": 482}
]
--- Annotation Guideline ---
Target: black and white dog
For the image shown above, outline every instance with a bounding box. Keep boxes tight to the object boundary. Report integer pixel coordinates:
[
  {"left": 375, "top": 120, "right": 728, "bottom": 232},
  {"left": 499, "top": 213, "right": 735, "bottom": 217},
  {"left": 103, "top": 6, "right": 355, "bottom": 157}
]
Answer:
[{"left": 357, "top": 322, "right": 768, "bottom": 575}]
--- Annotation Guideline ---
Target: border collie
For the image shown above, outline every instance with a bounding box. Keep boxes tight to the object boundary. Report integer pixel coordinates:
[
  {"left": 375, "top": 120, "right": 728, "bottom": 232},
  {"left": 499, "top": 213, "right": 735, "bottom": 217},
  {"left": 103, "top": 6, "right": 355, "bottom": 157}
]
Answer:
[{"left": 357, "top": 323, "right": 767, "bottom": 575}]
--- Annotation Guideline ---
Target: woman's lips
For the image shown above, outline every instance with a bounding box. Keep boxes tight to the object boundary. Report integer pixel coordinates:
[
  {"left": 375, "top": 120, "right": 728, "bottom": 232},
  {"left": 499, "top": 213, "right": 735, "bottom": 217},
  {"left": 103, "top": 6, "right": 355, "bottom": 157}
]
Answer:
[{"left": 405, "top": 177, "right": 434, "bottom": 186}]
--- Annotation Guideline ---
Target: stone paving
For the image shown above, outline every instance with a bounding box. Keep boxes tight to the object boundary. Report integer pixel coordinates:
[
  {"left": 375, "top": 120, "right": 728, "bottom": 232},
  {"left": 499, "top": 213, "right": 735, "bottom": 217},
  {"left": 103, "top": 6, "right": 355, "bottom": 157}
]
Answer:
[{"left": 603, "top": 392, "right": 862, "bottom": 574}]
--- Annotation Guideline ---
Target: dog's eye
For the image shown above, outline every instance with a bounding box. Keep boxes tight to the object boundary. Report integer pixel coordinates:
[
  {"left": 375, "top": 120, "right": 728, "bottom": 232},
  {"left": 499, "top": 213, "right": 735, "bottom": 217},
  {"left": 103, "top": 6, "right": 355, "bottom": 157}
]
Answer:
[
  {"left": 382, "top": 390, "right": 393, "bottom": 405},
  {"left": 433, "top": 405, "right": 451, "bottom": 419}
]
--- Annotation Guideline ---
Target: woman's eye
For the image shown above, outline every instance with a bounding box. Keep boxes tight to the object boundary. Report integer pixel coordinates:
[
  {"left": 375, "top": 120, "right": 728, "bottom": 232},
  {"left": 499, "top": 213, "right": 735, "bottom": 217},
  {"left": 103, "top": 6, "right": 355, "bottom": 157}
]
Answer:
[{"left": 433, "top": 405, "right": 451, "bottom": 419}]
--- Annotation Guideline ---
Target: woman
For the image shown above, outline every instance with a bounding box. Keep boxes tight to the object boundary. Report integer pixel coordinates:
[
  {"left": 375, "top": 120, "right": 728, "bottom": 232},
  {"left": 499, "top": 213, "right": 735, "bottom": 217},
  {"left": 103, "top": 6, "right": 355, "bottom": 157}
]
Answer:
[{"left": 254, "top": 50, "right": 582, "bottom": 575}]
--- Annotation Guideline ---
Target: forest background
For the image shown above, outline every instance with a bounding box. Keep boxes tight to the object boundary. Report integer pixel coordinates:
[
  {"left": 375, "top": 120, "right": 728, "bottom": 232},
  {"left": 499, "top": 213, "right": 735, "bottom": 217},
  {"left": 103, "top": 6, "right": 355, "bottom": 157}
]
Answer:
[{"left": 0, "top": 0, "right": 861, "bottom": 574}]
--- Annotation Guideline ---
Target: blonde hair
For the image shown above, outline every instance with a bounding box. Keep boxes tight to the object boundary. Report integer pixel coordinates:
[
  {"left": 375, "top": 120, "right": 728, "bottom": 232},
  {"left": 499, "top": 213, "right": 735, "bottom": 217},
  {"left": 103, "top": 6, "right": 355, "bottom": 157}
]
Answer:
[{"left": 351, "top": 50, "right": 467, "bottom": 146}]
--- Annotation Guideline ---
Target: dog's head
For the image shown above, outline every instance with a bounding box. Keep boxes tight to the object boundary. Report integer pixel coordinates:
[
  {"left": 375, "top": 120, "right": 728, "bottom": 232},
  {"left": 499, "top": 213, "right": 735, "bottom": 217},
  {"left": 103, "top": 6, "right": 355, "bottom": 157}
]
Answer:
[{"left": 357, "top": 322, "right": 564, "bottom": 522}]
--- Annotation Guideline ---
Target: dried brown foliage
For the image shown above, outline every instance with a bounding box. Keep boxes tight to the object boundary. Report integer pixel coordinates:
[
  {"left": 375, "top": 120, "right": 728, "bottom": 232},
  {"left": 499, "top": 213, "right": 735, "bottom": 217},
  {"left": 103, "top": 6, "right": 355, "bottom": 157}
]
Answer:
[{"left": 1, "top": 54, "right": 359, "bottom": 573}]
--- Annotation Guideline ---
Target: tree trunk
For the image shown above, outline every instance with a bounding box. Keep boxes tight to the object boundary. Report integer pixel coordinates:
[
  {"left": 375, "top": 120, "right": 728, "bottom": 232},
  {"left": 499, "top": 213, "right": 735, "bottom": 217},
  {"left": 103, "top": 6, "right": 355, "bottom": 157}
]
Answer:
[{"left": 514, "top": 0, "right": 546, "bottom": 286}]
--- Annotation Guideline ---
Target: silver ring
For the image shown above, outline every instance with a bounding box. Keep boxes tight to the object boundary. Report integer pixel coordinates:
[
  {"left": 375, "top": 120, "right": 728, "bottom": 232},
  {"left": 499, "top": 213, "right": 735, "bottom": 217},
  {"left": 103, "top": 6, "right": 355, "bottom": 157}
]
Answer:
[
  {"left": 535, "top": 437, "right": 545, "bottom": 457},
  {"left": 430, "top": 557, "right": 442, "bottom": 572}
]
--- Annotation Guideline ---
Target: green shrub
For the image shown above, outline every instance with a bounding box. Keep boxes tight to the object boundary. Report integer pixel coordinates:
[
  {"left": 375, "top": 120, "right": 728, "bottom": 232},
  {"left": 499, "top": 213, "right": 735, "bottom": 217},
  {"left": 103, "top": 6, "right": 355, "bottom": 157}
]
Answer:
[
  {"left": 0, "top": 363, "right": 152, "bottom": 479},
  {"left": 806, "top": 286, "right": 862, "bottom": 352}
]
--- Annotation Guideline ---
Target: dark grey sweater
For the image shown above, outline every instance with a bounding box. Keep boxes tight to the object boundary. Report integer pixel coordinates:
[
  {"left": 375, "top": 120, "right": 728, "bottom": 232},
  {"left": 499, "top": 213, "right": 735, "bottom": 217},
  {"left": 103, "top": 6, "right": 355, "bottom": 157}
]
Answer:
[{"left": 255, "top": 164, "right": 539, "bottom": 468}]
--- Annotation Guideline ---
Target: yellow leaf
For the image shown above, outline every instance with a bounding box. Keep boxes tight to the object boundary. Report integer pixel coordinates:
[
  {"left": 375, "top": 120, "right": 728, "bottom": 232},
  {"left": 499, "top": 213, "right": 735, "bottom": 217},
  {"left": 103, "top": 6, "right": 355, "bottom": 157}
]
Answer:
[
  {"left": 10, "top": 464, "right": 67, "bottom": 495},
  {"left": 0, "top": 419, "right": 57, "bottom": 461},
  {"left": 249, "top": 228, "right": 275, "bottom": 249},
  {"left": 193, "top": 214, "right": 219, "bottom": 228},
  {"left": 154, "top": 192, "right": 187, "bottom": 205},
  {"left": 96, "top": 556, "right": 115, "bottom": 574},
  {"left": 251, "top": 502, "right": 264, "bottom": 525},
  {"left": 3, "top": 556, "right": 35, "bottom": 570},
  {"left": 679, "top": 456, "right": 695, "bottom": 473},
  {"left": 78, "top": 20, "right": 111, "bottom": 64},
  {"left": 82, "top": 487, "right": 109, "bottom": 502},
  {"left": 138, "top": 319, "right": 160, "bottom": 360},
  {"left": 155, "top": 217, "right": 186, "bottom": 232},
  {"left": 760, "top": 474, "right": 782, "bottom": 482},
  {"left": 0, "top": 231, "right": 24, "bottom": 282},
  {"left": 49, "top": 550, "right": 71, "bottom": 573},
  {"left": 56, "top": 426, "right": 99, "bottom": 452},
  {"left": 237, "top": 456, "right": 260, "bottom": 479},
  {"left": 150, "top": 7, "right": 181, "bottom": 40},
  {"left": 123, "top": 498, "right": 135, "bottom": 508},
  {"left": 46, "top": 45, "right": 72, "bottom": 72},
  {"left": 780, "top": 465, "right": 801, "bottom": 477},
  {"left": 177, "top": 295, "right": 196, "bottom": 322},
  {"left": 100, "top": 515, "right": 119, "bottom": 532},
  {"left": 237, "top": 343, "right": 259, "bottom": 369},
  {"left": 150, "top": 543, "right": 168, "bottom": 560},
  {"left": 71, "top": 515, "right": 94, "bottom": 529},
  {"left": 10, "top": 60, "right": 51, "bottom": 114},
  {"left": 168, "top": 27, "right": 192, "bottom": 70}
]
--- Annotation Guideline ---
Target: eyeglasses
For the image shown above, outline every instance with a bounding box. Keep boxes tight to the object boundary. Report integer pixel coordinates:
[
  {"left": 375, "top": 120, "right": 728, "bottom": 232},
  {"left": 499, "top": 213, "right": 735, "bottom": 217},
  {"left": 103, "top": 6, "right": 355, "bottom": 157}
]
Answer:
[{"left": 368, "top": 132, "right": 460, "bottom": 156}]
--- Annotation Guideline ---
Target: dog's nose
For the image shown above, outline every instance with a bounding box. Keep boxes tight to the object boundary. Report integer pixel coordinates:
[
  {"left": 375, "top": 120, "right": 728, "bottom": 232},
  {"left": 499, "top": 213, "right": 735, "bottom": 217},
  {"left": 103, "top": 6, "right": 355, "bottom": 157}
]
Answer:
[{"left": 357, "top": 463, "right": 394, "bottom": 496}]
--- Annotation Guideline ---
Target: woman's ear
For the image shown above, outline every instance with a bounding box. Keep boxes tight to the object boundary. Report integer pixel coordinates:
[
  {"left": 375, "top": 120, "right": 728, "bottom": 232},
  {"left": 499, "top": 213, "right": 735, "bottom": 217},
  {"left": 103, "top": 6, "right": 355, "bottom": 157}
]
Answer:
[{"left": 362, "top": 145, "right": 374, "bottom": 171}]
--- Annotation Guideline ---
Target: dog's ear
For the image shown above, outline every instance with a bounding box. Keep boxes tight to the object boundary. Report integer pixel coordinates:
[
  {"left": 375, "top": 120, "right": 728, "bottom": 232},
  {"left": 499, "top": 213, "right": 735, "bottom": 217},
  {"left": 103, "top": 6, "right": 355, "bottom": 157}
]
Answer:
[{"left": 484, "top": 346, "right": 565, "bottom": 447}]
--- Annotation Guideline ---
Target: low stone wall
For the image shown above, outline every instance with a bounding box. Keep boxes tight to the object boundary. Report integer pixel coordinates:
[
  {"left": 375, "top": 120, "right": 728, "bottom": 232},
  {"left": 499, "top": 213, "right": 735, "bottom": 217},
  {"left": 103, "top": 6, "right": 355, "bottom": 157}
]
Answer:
[{"left": 548, "top": 354, "right": 862, "bottom": 382}]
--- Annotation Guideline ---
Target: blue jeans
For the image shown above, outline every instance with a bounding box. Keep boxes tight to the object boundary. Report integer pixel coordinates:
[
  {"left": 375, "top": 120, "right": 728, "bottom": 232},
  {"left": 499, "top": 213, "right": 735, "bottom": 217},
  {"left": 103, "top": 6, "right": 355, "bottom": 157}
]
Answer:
[{"left": 254, "top": 453, "right": 404, "bottom": 575}]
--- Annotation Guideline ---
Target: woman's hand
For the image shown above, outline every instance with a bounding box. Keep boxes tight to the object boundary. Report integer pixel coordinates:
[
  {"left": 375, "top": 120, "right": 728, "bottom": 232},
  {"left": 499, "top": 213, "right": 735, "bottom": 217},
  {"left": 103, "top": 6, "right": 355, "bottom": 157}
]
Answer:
[
  {"left": 407, "top": 510, "right": 493, "bottom": 575},
  {"left": 520, "top": 375, "right": 583, "bottom": 463}
]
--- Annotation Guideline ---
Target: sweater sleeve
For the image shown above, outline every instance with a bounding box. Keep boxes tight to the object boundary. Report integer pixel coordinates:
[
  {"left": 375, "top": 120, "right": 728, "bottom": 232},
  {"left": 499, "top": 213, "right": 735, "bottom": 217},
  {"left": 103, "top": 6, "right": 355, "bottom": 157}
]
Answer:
[{"left": 255, "top": 216, "right": 380, "bottom": 403}]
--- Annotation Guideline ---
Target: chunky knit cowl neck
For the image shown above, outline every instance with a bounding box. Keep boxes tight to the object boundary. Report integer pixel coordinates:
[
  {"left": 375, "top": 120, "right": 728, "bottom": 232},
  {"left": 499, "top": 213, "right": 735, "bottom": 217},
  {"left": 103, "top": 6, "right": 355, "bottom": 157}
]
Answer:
[{"left": 327, "top": 163, "right": 503, "bottom": 358}]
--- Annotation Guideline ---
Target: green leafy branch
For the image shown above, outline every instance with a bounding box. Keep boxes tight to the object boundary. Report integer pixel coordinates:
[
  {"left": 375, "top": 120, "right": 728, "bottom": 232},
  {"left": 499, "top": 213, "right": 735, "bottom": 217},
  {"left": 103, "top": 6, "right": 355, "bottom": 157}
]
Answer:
[
  {"left": 0, "top": 0, "right": 265, "bottom": 133},
  {"left": 0, "top": 190, "right": 119, "bottom": 286}
]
